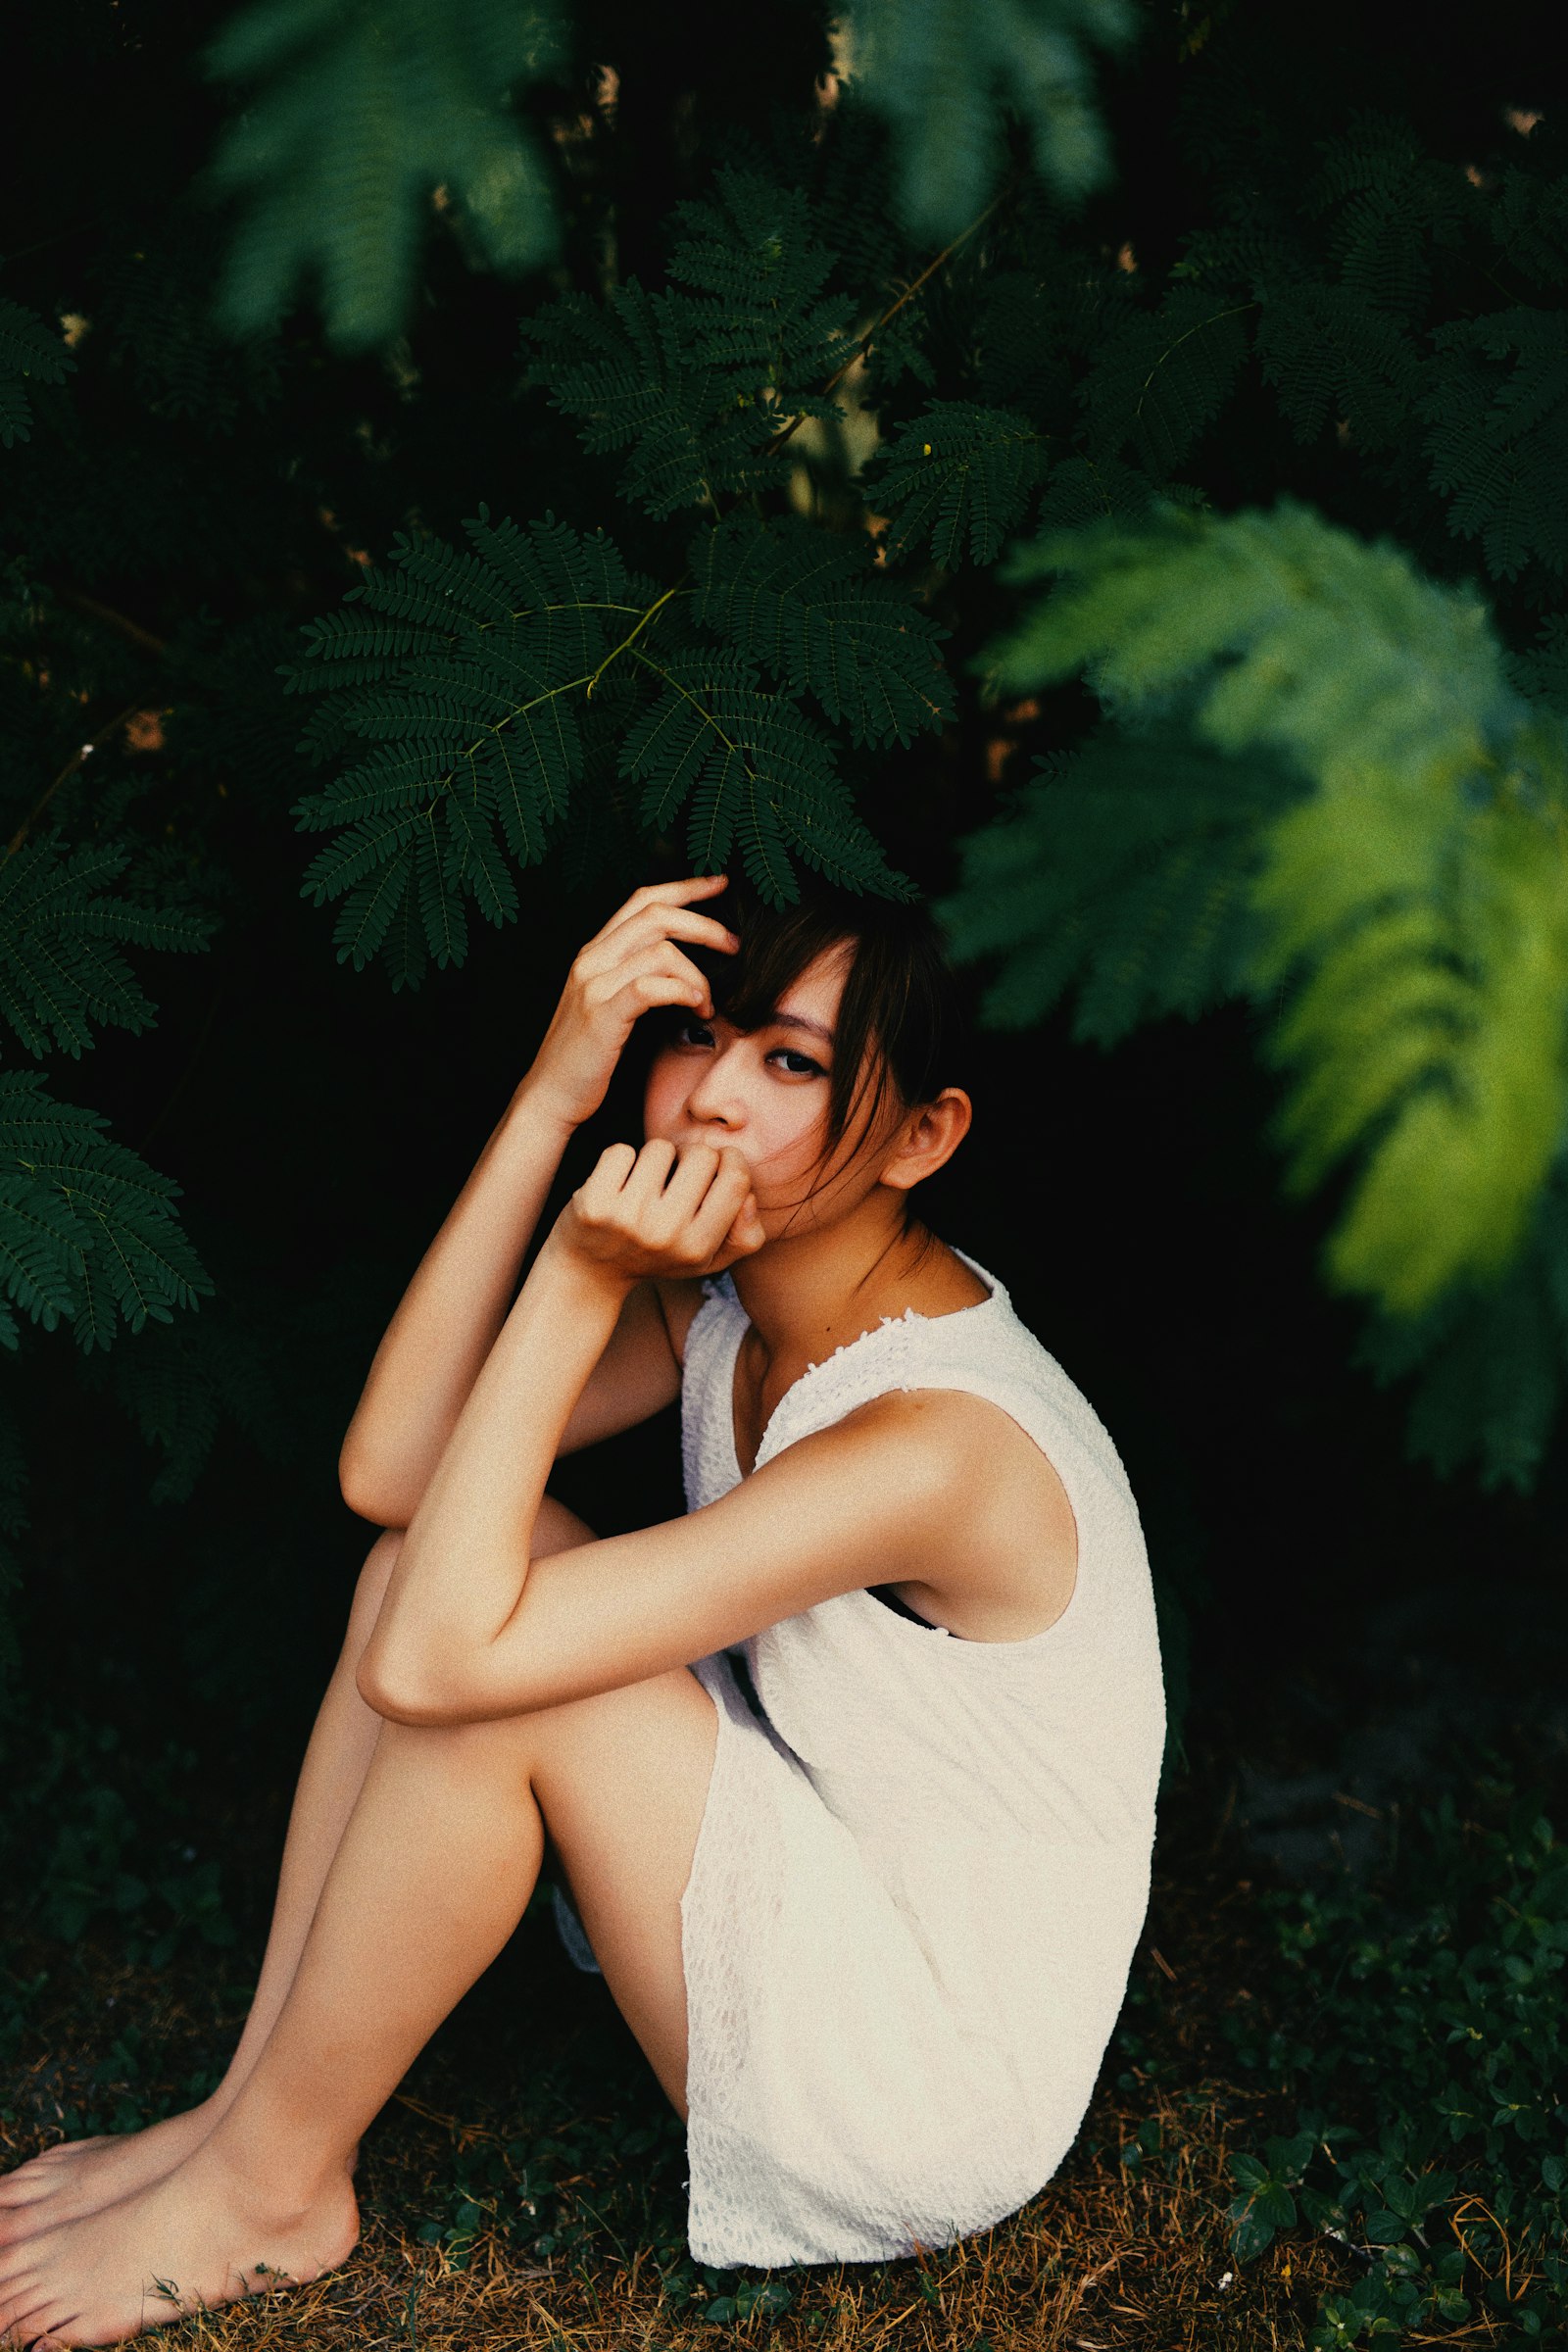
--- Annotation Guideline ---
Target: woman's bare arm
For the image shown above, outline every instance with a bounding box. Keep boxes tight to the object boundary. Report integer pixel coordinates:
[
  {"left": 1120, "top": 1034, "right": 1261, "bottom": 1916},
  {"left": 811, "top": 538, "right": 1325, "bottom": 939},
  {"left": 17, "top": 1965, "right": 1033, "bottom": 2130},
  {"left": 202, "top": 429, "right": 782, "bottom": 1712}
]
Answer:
[
  {"left": 357, "top": 1138, "right": 1071, "bottom": 1728},
  {"left": 355, "top": 1141, "right": 943, "bottom": 1723},
  {"left": 338, "top": 879, "right": 737, "bottom": 1528},
  {"left": 338, "top": 1079, "right": 578, "bottom": 1528}
]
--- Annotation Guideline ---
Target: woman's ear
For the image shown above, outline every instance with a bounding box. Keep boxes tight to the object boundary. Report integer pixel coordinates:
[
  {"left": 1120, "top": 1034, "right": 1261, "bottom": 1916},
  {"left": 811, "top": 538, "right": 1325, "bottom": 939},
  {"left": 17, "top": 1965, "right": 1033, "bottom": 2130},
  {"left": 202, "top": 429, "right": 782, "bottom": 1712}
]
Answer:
[{"left": 880, "top": 1088, "right": 973, "bottom": 1194}]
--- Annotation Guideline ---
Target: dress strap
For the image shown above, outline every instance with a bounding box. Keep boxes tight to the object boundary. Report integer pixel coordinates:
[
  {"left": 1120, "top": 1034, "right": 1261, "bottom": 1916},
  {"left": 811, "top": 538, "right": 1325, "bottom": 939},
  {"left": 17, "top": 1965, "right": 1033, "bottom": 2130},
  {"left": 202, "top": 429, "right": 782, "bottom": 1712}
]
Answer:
[{"left": 680, "top": 1276, "right": 749, "bottom": 1513}]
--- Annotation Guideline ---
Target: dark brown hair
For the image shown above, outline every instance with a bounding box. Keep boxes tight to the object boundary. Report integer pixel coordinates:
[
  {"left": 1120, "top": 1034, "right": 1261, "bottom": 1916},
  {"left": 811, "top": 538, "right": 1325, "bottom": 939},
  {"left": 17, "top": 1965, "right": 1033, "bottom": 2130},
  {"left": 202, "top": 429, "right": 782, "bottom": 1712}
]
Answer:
[{"left": 685, "top": 877, "right": 966, "bottom": 1160}]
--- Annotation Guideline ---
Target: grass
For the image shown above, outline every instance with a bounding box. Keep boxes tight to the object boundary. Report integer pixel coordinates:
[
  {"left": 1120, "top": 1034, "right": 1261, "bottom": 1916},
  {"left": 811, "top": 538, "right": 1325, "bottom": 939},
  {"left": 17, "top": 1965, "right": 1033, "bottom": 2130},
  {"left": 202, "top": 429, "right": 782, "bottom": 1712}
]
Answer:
[{"left": 2, "top": 1763, "right": 1417, "bottom": 2352}]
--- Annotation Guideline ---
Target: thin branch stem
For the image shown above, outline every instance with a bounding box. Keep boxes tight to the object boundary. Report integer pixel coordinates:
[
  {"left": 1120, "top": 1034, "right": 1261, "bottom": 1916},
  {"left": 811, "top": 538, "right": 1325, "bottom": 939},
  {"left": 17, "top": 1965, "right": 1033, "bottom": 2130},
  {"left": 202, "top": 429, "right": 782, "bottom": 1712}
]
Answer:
[
  {"left": 141, "top": 985, "right": 225, "bottom": 1150},
  {"left": 763, "top": 182, "right": 1016, "bottom": 462},
  {"left": 389, "top": 584, "right": 687, "bottom": 820},
  {"left": 1134, "top": 302, "right": 1258, "bottom": 420},
  {"left": 4, "top": 705, "right": 140, "bottom": 864},
  {"left": 586, "top": 582, "right": 681, "bottom": 695},
  {"left": 55, "top": 589, "right": 169, "bottom": 660},
  {"left": 627, "top": 645, "right": 746, "bottom": 762}
]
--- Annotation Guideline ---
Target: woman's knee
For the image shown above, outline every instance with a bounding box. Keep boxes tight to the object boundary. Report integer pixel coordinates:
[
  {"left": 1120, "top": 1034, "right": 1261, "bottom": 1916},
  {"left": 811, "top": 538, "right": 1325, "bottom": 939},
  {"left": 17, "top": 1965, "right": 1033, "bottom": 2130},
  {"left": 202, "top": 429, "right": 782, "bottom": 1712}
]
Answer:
[{"left": 345, "top": 1501, "right": 587, "bottom": 1707}]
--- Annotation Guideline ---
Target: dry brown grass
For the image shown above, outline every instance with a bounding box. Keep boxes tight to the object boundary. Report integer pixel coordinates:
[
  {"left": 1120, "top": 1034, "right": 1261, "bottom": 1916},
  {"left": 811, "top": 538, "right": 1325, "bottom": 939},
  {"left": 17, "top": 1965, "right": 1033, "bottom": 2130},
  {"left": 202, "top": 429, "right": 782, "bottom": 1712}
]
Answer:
[
  {"left": 0, "top": 1779, "right": 1471, "bottom": 2352},
  {"left": 118, "top": 2089, "right": 1340, "bottom": 2352}
]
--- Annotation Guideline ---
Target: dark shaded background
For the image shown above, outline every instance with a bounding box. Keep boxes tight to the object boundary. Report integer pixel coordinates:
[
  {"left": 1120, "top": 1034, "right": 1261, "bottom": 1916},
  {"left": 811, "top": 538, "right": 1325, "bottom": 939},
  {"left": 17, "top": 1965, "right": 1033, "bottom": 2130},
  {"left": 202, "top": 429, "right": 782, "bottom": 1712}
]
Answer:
[{"left": 6, "top": 0, "right": 1566, "bottom": 1953}]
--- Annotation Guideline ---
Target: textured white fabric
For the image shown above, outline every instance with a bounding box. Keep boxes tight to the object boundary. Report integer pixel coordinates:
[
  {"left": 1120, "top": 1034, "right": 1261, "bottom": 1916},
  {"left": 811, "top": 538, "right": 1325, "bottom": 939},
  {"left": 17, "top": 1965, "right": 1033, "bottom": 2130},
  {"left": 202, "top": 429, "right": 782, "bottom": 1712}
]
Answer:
[{"left": 675, "top": 1254, "right": 1166, "bottom": 2267}]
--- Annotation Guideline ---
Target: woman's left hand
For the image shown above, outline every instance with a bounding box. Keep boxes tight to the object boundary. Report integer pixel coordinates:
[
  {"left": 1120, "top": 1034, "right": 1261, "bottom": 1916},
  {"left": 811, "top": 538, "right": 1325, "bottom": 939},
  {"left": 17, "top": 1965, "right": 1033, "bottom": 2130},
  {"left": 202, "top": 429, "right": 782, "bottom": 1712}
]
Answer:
[{"left": 550, "top": 1139, "right": 766, "bottom": 1289}]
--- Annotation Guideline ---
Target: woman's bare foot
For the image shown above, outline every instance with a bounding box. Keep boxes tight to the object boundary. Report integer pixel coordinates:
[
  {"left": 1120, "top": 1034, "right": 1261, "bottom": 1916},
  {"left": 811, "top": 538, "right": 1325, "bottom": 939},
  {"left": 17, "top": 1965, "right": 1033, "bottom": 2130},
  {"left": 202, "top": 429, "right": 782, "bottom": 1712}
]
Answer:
[
  {"left": 0, "top": 2139, "right": 358, "bottom": 2348},
  {"left": 0, "top": 2103, "right": 226, "bottom": 2245}
]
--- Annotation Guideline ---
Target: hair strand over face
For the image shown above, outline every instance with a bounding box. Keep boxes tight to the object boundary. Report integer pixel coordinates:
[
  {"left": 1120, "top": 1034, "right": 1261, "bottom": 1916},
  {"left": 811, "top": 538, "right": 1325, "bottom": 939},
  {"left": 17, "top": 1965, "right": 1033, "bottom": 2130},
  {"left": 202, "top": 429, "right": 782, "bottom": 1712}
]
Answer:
[{"left": 685, "top": 878, "right": 966, "bottom": 1163}]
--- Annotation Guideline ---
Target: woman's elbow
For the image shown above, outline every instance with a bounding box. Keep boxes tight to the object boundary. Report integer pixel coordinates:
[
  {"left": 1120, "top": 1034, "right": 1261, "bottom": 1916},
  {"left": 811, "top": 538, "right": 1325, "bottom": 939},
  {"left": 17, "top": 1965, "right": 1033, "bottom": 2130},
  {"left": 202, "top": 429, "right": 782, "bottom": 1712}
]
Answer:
[
  {"left": 338, "top": 1437, "right": 412, "bottom": 1531},
  {"left": 355, "top": 1636, "right": 515, "bottom": 1728},
  {"left": 356, "top": 1639, "right": 451, "bottom": 1727}
]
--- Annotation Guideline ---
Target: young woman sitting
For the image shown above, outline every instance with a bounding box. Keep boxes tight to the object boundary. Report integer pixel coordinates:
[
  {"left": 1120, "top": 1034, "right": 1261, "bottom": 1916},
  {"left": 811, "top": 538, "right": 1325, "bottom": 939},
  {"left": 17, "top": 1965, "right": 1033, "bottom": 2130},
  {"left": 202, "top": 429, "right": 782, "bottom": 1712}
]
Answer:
[{"left": 0, "top": 872, "right": 1164, "bottom": 2348}]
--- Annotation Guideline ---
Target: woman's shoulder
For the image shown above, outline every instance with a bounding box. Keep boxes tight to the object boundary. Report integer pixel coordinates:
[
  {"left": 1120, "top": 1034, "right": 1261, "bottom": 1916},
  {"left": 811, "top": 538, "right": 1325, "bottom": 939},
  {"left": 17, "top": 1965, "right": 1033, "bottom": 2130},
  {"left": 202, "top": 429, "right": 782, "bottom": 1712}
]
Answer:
[
  {"left": 781, "top": 1249, "right": 1132, "bottom": 1507},
  {"left": 906, "top": 1241, "right": 993, "bottom": 1319}
]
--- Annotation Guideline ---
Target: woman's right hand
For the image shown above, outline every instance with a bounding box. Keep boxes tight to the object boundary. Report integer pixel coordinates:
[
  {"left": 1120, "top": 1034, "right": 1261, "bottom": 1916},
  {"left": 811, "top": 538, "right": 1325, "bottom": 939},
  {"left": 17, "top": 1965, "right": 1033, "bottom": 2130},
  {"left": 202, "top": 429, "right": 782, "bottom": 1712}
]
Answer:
[{"left": 520, "top": 875, "right": 738, "bottom": 1132}]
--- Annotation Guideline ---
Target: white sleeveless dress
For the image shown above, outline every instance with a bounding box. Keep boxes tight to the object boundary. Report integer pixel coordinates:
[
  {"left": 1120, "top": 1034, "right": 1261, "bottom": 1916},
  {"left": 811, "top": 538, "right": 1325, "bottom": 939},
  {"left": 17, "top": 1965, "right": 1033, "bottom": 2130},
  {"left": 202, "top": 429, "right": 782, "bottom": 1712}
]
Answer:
[{"left": 665, "top": 1252, "right": 1165, "bottom": 2268}]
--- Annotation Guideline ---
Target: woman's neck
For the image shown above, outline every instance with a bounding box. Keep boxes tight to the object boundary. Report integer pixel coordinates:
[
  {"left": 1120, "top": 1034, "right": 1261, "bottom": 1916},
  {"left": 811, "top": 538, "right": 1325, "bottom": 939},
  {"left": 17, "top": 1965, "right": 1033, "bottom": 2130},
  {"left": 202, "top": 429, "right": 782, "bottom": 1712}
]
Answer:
[{"left": 728, "top": 1196, "right": 976, "bottom": 1382}]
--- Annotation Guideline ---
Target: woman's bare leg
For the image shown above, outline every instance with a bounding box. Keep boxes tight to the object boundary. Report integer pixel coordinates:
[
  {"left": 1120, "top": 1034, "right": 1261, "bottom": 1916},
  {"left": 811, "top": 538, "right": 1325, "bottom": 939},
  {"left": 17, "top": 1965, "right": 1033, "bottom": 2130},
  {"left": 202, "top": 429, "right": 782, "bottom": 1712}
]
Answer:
[
  {"left": 0, "top": 1651, "right": 715, "bottom": 2349},
  {"left": 0, "top": 1503, "right": 588, "bottom": 2237}
]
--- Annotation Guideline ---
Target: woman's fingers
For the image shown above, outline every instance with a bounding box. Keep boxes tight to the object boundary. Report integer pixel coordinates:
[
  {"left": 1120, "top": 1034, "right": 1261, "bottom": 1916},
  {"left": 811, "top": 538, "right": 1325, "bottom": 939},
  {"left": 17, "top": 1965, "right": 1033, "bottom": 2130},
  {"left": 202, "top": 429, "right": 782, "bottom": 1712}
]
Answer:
[
  {"left": 618, "top": 904, "right": 739, "bottom": 955},
  {"left": 595, "top": 875, "right": 731, "bottom": 949},
  {"left": 571, "top": 1139, "right": 756, "bottom": 1278},
  {"left": 524, "top": 879, "right": 736, "bottom": 1136},
  {"left": 662, "top": 1144, "right": 755, "bottom": 1255},
  {"left": 595, "top": 956, "right": 711, "bottom": 1026},
  {"left": 624, "top": 1140, "right": 751, "bottom": 1250},
  {"left": 621, "top": 1137, "right": 679, "bottom": 1205},
  {"left": 729, "top": 1191, "right": 765, "bottom": 1247},
  {"left": 577, "top": 907, "right": 737, "bottom": 993}
]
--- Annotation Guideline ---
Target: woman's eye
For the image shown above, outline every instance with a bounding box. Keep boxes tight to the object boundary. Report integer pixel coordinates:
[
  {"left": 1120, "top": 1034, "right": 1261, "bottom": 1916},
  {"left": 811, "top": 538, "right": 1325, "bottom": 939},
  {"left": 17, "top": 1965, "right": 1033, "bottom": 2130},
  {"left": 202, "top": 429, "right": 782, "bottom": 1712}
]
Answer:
[
  {"left": 674, "top": 1018, "right": 715, "bottom": 1048},
  {"left": 769, "top": 1049, "right": 825, "bottom": 1078}
]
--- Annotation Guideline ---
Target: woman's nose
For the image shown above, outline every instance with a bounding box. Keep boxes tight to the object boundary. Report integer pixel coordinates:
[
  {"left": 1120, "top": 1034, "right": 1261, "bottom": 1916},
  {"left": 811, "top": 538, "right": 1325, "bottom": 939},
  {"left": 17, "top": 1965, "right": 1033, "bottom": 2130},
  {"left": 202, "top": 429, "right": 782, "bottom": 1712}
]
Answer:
[{"left": 683, "top": 1051, "right": 746, "bottom": 1129}]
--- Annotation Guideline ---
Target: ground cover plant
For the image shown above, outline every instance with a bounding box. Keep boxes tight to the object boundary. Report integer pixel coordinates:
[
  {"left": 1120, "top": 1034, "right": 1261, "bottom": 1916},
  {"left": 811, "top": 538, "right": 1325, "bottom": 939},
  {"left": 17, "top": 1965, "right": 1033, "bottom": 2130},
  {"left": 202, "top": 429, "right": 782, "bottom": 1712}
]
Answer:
[
  {"left": 4, "top": 0, "right": 1566, "bottom": 2344},
  {"left": 1218, "top": 1777, "right": 1568, "bottom": 2345},
  {"left": 5, "top": 1725, "right": 1562, "bottom": 2349}
]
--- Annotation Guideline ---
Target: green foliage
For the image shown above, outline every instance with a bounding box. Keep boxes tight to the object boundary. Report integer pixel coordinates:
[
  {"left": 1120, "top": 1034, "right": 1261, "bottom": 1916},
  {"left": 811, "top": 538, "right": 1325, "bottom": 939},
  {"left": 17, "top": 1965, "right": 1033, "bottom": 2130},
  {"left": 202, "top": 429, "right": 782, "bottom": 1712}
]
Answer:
[
  {"left": 866, "top": 401, "right": 1047, "bottom": 566},
  {"left": 1221, "top": 1782, "right": 1568, "bottom": 2345},
  {"left": 289, "top": 502, "right": 925, "bottom": 959},
  {"left": 207, "top": 0, "right": 564, "bottom": 351},
  {"left": 287, "top": 161, "right": 970, "bottom": 958},
  {"left": 692, "top": 514, "right": 950, "bottom": 746},
  {"left": 941, "top": 729, "right": 1295, "bottom": 1041},
  {"left": 881, "top": 93, "right": 1568, "bottom": 1482},
  {"left": 93, "top": 222, "right": 283, "bottom": 433},
  {"left": 201, "top": 0, "right": 1132, "bottom": 354},
  {"left": 0, "top": 532, "right": 225, "bottom": 1581},
  {"left": 0, "top": 1705, "right": 236, "bottom": 1969},
  {"left": 1191, "top": 122, "right": 1564, "bottom": 605},
  {"left": 0, "top": 1071, "right": 212, "bottom": 1352},
  {"left": 0, "top": 1398, "right": 24, "bottom": 1656},
  {"left": 83, "top": 1301, "right": 287, "bottom": 1506},
  {"left": 1080, "top": 284, "right": 1255, "bottom": 475},
  {"left": 523, "top": 171, "right": 858, "bottom": 520},
  {"left": 1353, "top": 1169, "right": 1568, "bottom": 1494},
  {"left": 845, "top": 0, "right": 1132, "bottom": 236},
  {"left": 1423, "top": 309, "right": 1568, "bottom": 583},
  {"left": 964, "top": 502, "right": 1568, "bottom": 1319},
  {"left": 0, "top": 835, "right": 213, "bottom": 1058},
  {"left": 0, "top": 300, "right": 74, "bottom": 449}
]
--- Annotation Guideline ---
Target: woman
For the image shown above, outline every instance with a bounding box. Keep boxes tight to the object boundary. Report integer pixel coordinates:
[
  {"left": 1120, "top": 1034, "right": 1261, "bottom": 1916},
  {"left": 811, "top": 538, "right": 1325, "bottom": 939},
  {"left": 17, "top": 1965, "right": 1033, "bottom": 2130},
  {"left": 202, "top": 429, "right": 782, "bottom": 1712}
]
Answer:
[{"left": 0, "top": 873, "right": 1164, "bottom": 2347}]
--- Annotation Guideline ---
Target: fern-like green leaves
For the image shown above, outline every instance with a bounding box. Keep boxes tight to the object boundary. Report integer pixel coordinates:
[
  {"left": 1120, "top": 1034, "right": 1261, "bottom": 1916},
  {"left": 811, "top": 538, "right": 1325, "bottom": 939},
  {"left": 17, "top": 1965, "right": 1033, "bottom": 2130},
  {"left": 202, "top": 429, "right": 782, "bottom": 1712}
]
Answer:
[
  {"left": 1255, "top": 725, "right": 1568, "bottom": 1315},
  {"left": 524, "top": 172, "right": 857, "bottom": 520},
  {"left": 93, "top": 1299, "right": 285, "bottom": 1506},
  {"left": 1423, "top": 311, "right": 1568, "bottom": 582},
  {"left": 995, "top": 504, "right": 1507, "bottom": 784},
  {"left": 867, "top": 402, "right": 1046, "bottom": 566},
  {"left": 1081, "top": 286, "right": 1255, "bottom": 475},
  {"left": 0, "top": 838, "right": 214, "bottom": 1058},
  {"left": 941, "top": 730, "right": 1296, "bottom": 1042},
  {"left": 290, "top": 506, "right": 927, "bottom": 973},
  {"left": 1357, "top": 1171, "right": 1568, "bottom": 1494},
  {"left": 694, "top": 514, "right": 952, "bottom": 744},
  {"left": 968, "top": 501, "right": 1568, "bottom": 1316},
  {"left": 207, "top": 0, "right": 562, "bottom": 350},
  {"left": 0, "top": 1072, "right": 212, "bottom": 1351},
  {"left": 846, "top": 0, "right": 1132, "bottom": 236},
  {"left": 0, "top": 300, "right": 74, "bottom": 449}
]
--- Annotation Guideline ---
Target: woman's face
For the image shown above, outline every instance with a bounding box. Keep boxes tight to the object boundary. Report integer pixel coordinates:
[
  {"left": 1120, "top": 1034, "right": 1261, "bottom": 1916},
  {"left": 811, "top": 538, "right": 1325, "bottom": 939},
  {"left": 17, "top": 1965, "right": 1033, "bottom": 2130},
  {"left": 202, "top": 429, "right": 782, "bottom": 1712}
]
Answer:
[{"left": 642, "top": 939, "right": 882, "bottom": 1232}]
